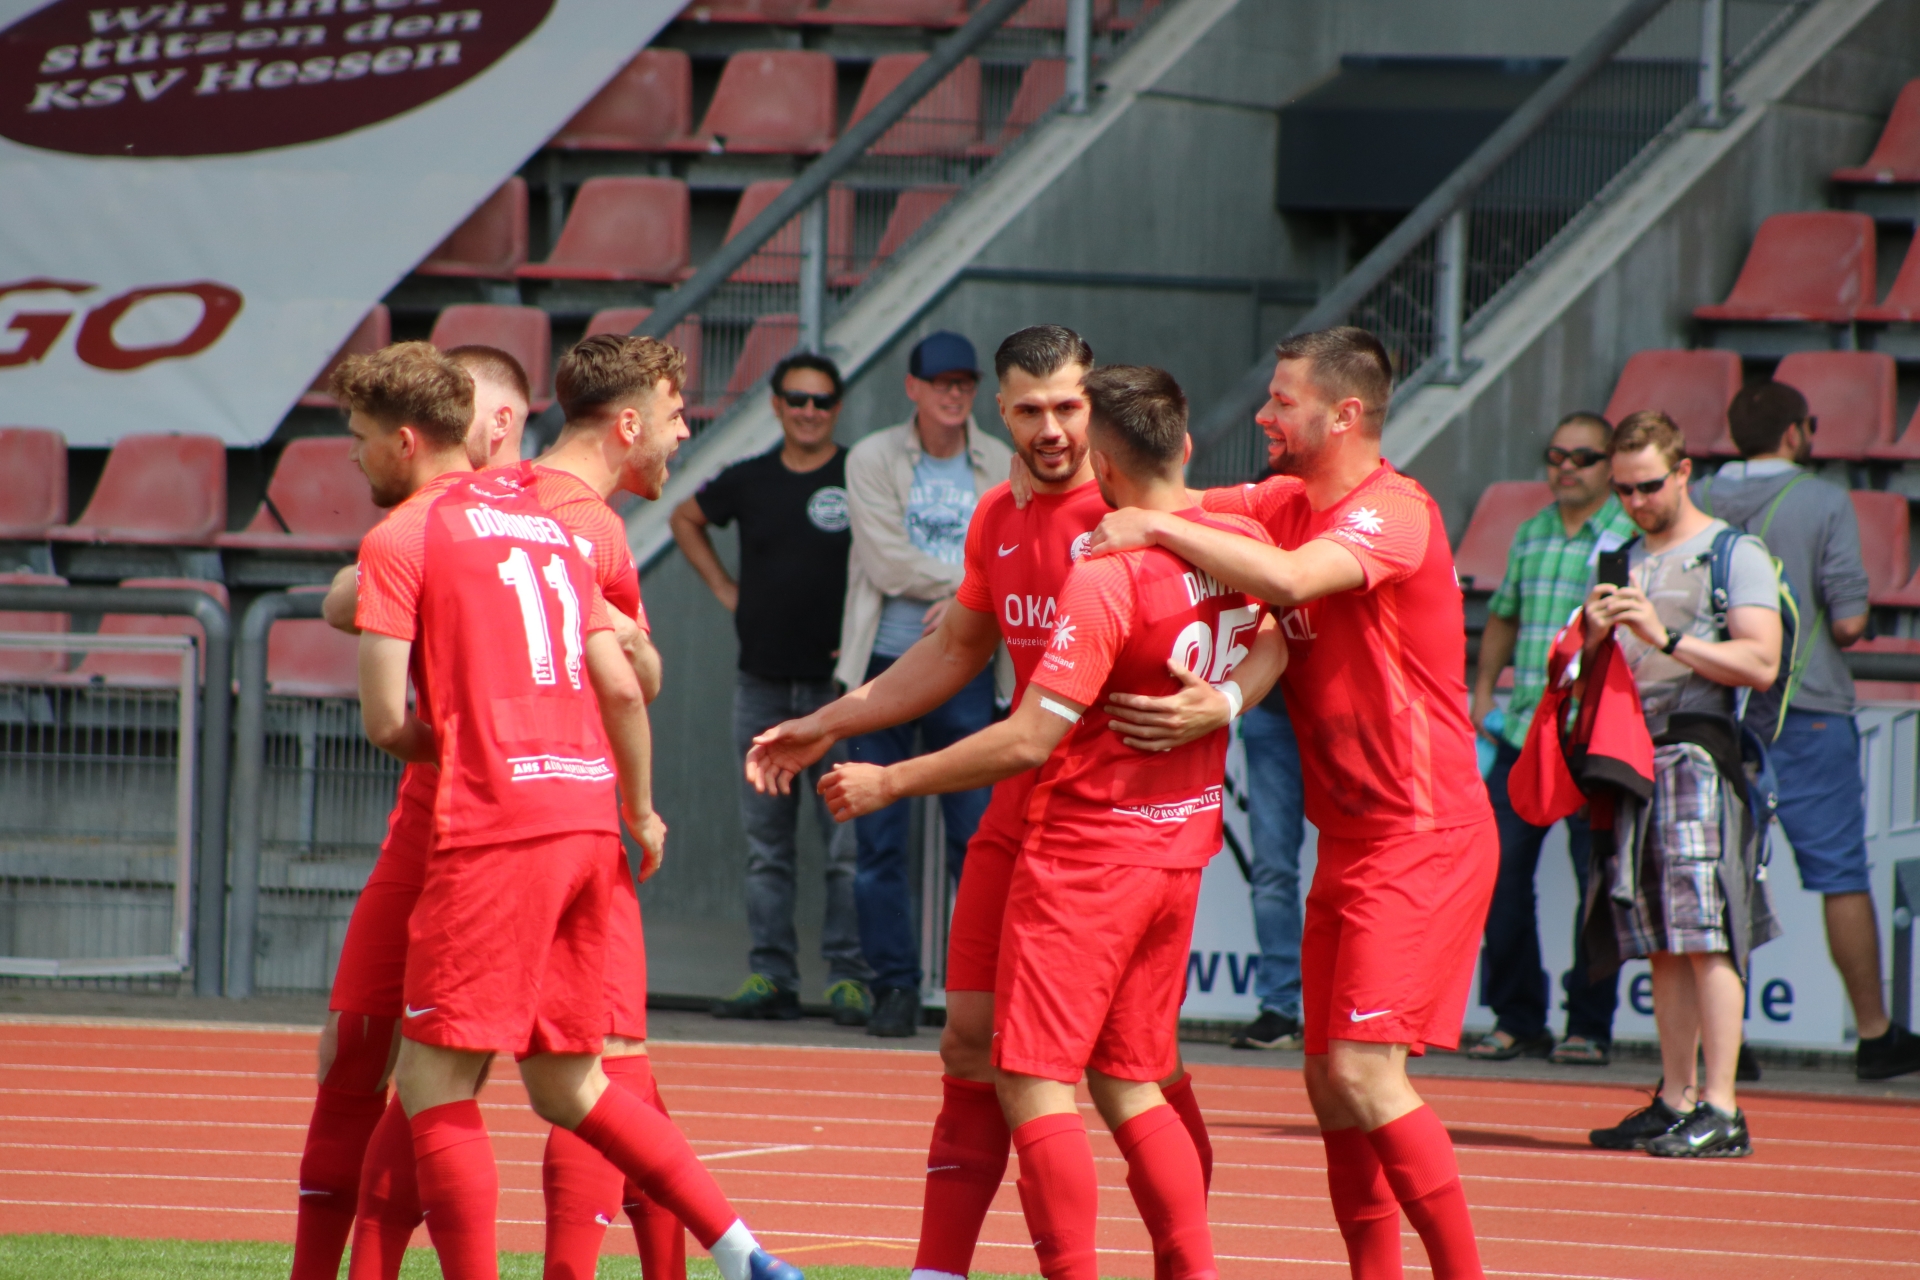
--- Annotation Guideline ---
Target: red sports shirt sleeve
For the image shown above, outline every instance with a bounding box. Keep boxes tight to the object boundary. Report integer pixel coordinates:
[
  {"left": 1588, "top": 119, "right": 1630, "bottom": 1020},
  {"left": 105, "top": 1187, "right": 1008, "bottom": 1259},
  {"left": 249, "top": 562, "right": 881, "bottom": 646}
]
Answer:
[
  {"left": 1030, "top": 556, "right": 1135, "bottom": 707},
  {"left": 954, "top": 486, "right": 999, "bottom": 615},
  {"left": 1317, "top": 485, "right": 1431, "bottom": 590},
  {"left": 354, "top": 504, "right": 430, "bottom": 641},
  {"left": 1201, "top": 476, "right": 1304, "bottom": 527},
  {"left": 585, "top": 581, "right": 612, "bottom": 635}
]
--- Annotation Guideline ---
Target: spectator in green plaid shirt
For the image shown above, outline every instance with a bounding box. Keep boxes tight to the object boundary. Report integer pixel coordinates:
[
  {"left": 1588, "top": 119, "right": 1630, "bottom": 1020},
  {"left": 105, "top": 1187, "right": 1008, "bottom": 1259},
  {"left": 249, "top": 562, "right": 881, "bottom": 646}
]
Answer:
[{"left": 1465, "top": 412, "right": 1635, "bottom": 1065}]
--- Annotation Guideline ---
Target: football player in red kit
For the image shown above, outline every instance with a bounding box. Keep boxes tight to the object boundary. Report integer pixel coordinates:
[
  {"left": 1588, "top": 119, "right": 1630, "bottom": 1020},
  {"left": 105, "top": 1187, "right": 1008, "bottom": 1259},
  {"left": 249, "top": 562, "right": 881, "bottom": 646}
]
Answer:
[
  {"left": 337, "top": 342, "right": 800, "bottom": 1280},
  {"left": 747, "top": 331, "right": 1280, "bottom": 1280},
  {"left": 818, "top": 365, "right": 1271, "bottom": 1280},
  {"left": 1089, "top": 327, "right": 1497, "bottom": 1280}
]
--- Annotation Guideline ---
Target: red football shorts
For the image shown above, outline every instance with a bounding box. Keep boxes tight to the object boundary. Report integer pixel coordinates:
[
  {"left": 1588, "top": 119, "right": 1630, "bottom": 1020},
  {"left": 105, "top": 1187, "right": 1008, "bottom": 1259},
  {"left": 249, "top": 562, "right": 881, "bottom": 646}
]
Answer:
[
  {"left": 402, "top": 829, "right": 619, "bottom": 1059},
  {"left": 945, "top": 811, "right": 1022, "bottom": 993},
  {"left": 329, "top": 784, "right": 433, "bottom": 1018},
  {"left": 993, "top": 852, "right": 1202, "bottom": 1084},
  {"left": 603, "top": 844, "right": 648, "bottom": 1041},
  {"left": 1301, "top": 818, "right": 1498, "bottom": 1056}
]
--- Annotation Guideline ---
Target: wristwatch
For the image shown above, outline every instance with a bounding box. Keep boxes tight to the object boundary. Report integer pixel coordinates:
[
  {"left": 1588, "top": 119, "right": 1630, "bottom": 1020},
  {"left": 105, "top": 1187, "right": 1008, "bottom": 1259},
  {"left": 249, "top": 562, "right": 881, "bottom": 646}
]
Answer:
[{"left": 1660, "top": 627, "right": 1684, "bottom": 655}]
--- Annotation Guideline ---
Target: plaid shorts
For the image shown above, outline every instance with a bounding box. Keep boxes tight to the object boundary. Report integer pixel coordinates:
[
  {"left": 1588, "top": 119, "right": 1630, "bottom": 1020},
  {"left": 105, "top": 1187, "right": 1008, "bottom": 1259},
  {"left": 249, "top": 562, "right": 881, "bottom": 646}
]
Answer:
[{"left": 1614, "top": 743, "right": 1731, "bottom": 958}]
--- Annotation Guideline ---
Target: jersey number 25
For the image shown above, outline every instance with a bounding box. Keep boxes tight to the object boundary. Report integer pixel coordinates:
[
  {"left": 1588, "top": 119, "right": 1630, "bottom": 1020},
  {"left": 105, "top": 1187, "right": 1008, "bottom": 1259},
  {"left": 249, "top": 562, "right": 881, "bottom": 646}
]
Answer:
[{"left": 1171, "top": 605, "right": 1260, "bottom": 684}]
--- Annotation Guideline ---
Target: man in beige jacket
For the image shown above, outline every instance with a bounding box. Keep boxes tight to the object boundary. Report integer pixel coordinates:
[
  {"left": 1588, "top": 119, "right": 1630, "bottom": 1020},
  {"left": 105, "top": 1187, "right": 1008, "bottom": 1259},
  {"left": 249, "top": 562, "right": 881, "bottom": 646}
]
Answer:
[{"left": 839, "top": 331, "right": 1013, "bottom": 1037}]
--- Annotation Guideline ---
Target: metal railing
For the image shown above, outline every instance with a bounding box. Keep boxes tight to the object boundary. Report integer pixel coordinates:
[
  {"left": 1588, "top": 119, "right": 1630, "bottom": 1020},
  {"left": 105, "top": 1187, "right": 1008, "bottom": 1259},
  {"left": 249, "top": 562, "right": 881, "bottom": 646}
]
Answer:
[{"left": 1189, "top": 0, "right": 1814, "bottom": 487}]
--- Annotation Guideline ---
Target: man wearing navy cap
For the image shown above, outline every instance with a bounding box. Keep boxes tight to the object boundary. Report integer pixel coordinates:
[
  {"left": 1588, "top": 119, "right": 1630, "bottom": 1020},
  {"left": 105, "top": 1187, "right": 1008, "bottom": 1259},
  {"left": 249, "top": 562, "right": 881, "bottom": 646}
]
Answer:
[{"left": 836, "top": 330, "right": 1014, "bottom": 1037}]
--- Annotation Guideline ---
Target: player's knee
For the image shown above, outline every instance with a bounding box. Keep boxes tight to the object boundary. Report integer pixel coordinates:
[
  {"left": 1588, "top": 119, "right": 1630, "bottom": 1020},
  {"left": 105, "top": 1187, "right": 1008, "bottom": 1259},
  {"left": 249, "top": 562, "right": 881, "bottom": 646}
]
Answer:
[
  {"left": 1322, "top": 1053, "right": 1377, "bottom": 1108},
  {"left": 939, "top": 1010, "right": 993, "bottom": 1079}
]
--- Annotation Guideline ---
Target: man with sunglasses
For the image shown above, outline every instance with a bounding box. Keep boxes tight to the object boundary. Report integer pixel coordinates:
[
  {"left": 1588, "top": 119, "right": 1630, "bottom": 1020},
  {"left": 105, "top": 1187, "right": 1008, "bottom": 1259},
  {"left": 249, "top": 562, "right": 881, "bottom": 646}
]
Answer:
[
  {"left": 671, "top": 352, "right": 875, "bottom": 1026},
  {"left": 1467, "top": 412, "right": 1635, "bottom": 1066}
]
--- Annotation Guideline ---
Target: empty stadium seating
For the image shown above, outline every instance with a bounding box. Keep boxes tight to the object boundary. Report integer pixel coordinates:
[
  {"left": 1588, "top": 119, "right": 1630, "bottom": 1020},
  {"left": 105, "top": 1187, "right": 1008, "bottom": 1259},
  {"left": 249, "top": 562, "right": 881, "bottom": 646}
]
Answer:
[
  {"left": 0, "top": 572, "right": 69, "bottom": 681},
  {"left": 725, "top": 181, "right": 857, "bottom": 284},
  {"left": 1849, "top": 489, "right": 1911, "bottom": 602},
  {"left": 679, "top": 0, "right": 807, "bottom": 21},
  {"left": 1006, "top": 0, "right": 1117, "bottom": 28},
  {"left": 1833, "top": 81, "right": 1920, "bottom": 185},
  {"left": 695, "top": 51, "right": 838, "bottom": 154},
  {"left": 218, "top": 438, "right": 384, "bottom": 553},
  {"left": 429, "top": 305, "right": 552, "bottom": 411},
  {"left": 64, "top": 578, "right": 227, "bottom": 687},
  {"left": 1870, "top": 400, "right": 1920, "bottom": 461},
  {"left": 49, "top": 435, "right": 226, "bottom": 546},
  {"left": 1693, "top": 211, "right": 1876, "bottom": 324},
  {"left": 993, "top": 58, "right": 1067, "bottom": 149},
  {"left": 550, "top": 49, "right": 694, "bottom": 151},
  {"left": 718, "top": 314, "right": 801, "bottom": 412},
  {"left": 1859, "top": 237, "right": 1920, "bottom": 323},
  {"left": 851, "top": 54, "right": 983, "bottom": 156},
  {"left": 414, "top": 178, "right": 529, "bottom": 278},
  {"left": 517, "top": 177, "right": 693, "bottom": 283},
  {"left": 1453, "top": 480, "right": 1552, "bottom": 591},
  {"left": 299, "top": 307, "right": 390, "bottom": 409},
  {"left": 267, "top": 594, "right": 360, "bottom": 698},
  {"left": 583, "top": 309, "right": 705, "bottom": 406},
  {"left": 1773, "top": 350, "right": 1897, "bottom": 460},
  {"left": 811, "top": 0, "right": 968, "bottom": 24},
  {"left": 1603, "top": 349, "right": 1742, "bottom": 457},
  {"left": 0, "top": 428, "right": 67, "bottom": 537},
  {"left": 873, "top": 186, "right": 960, "bottom": 265}
]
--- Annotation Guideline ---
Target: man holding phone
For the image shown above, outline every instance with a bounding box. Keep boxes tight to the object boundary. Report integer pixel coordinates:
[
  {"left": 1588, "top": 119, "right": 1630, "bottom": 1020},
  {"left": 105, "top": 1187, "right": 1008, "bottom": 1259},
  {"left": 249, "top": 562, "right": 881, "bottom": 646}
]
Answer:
[{"left": 1468, "top": 411, "right": 1636, "bottom": 1064}]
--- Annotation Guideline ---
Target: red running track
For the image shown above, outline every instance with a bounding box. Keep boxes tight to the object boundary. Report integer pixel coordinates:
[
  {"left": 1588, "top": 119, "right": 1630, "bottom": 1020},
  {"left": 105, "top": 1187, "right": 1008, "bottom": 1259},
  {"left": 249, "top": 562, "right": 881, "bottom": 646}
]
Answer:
[{"left": 0, "top": 1018, "right": 1916, "bottom": 1278}]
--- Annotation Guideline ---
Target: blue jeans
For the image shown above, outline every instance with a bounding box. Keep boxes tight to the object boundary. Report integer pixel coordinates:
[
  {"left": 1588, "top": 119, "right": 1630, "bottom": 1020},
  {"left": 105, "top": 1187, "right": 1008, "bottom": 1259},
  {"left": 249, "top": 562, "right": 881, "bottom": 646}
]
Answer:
[
  {"left": 1242, "top": 696, "right": 1305, "bottom": 1020},
  {"left": 848, "top": 654, "right": 996, "bottom": 991},
  {"left": 1484, "top": 741, "right": 1619, "bottom": 1042},
  {"left": 1769, "top": 709, "right": 1872, "bottom": 894}
]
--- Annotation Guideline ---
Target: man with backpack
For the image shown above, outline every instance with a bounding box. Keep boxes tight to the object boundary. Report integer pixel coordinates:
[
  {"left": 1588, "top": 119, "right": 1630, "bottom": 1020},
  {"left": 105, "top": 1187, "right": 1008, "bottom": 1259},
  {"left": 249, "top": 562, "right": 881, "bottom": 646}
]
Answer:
[{"left": 1695, "top": 382, "right": 1920, "bottom": 1082}]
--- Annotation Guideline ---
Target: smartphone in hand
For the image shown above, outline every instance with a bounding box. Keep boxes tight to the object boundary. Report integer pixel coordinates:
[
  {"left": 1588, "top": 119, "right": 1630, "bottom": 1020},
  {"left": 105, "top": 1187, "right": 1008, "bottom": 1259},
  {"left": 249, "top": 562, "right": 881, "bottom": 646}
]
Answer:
[{"left": 1596, "top": 547, "right": 1631, "bottom": 590}]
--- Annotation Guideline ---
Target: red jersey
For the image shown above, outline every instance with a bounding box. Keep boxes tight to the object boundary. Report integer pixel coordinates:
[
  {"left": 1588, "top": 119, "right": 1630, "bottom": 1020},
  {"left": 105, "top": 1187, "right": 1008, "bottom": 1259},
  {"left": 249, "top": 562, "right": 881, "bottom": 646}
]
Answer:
[
  {"left": 358, "top": 469, "right": 617, "bottom": 849},
  {"left": 524, "top": 463, "right": 647, "bottom": 630},
  {"left": 1025, "top": 510, "right": 1270, "bottom": 868},
  {"left": 954, "top": 479, "right": 1112, "bottom": 841},
  {"left": 1203, "top": 463, "right": 1488, "bottom": 838}
]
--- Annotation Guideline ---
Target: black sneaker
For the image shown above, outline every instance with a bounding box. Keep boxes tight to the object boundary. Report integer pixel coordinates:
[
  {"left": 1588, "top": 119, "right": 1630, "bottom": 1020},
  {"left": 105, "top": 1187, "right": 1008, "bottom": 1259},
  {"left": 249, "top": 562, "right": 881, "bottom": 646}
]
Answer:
[
  {"left": 1646, "top": 1102, "right": 1751, "bottom": 1158},
  {"left": 1858, "top": 1022, "right": 1920, "bottom": 1080},
  {"left": 1588, "top": 1095, "right": 1689, "bottom": 1151},
  {"left": 1231, "top": 1010, "right": 1302, "bottom": 1050},
  {"left": 712, "top": 974, "right": 802, "bottom": 1021},
  {"left": 825, "top": 979, "right": 871, "bottom": 1027},
  {"left": 867, "top": 986, "right": 920, "bottom": 1038}
]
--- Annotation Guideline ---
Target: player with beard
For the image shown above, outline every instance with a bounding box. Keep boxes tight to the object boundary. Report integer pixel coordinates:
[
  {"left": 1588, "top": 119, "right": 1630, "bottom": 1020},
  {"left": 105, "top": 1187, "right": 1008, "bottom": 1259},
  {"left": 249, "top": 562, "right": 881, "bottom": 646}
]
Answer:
[
  {"left": 747, "top": 329, "right": 1284, "bottom": 1280},
  {"left": 1089, "top": 327, "right": 1495, "bottom": 1280}
]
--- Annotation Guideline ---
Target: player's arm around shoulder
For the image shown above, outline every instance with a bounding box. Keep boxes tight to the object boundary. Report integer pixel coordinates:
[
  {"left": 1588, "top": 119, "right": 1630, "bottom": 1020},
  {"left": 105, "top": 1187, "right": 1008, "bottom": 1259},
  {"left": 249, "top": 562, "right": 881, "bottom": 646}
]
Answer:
[
  {"left": 357, "top": 632, "right": 434, "bottom": 763},
  {"left": 585, "top": 627, "right": 667, "bottom": 876},
  {"left": 1088, "top": 501, "right": 1360, "bottom": 607}
]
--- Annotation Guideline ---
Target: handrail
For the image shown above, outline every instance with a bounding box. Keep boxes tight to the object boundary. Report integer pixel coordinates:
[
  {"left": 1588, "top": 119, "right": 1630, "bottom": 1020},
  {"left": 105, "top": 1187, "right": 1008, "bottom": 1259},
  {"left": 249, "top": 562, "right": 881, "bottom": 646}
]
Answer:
[
  {"left": 227, "top": 589, "right": 327, "bottom": 999},
  {"left": 1188, "top": 0, "right": 1676, "bottom": 457},
  {"left": 634, "top": 0, "right": 1033, "bottom": 343},
  {"left": 0, "top": 584, "right": 233, "bottom": 995}
]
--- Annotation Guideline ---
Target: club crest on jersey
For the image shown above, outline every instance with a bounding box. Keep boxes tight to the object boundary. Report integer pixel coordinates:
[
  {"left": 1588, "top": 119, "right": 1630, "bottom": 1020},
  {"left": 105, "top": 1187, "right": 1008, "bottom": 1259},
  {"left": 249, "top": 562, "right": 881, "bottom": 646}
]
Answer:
[
  {"left": 1069, "top": 532, "right": 1093, "bottom": 561},
  {"left": 463, "top": 505, "right": 570, "bottom": 548}
]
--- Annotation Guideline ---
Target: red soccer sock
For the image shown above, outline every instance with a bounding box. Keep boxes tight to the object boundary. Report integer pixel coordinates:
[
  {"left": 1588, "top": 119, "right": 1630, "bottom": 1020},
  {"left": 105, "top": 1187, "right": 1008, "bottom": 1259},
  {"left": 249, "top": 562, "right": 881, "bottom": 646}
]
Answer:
[
  {"left": 293, "top": 1013, "right": 396, "bottom": 1280},
  {"left": 620, "top": 1061, "right": 690, "bottom": 1280},
  {"left": 1366, "top": 1108, "right": 1482, "bottom": 1280},
  {"left": 348, "top": 1096, "right": 421, "bottom": 1280},
  {"left": 543, "top": 1121, "right": 622, "bottom": 1280},
  {"left": 1322, "top": 1127, "right": 1403, "bottom": 1280},
  {"left": 572, "top": 1079, "right": 736, "bottom": 1248},
  {"left": 1011, "top": 1113, "right": 1100, "bottom": 1280},
  {"left": 913, "top": 1076, "right": 1012, "bottom": 1277},
  {"left": 410, "top": 1100, "right": 499, "bottom": 1280},
  {"left": 1114, "top": 1106, "right": 1216, "bottom": 1280},
  {"left": 1159, "top": 1075, "right": 1213, "bottom": 1192}
]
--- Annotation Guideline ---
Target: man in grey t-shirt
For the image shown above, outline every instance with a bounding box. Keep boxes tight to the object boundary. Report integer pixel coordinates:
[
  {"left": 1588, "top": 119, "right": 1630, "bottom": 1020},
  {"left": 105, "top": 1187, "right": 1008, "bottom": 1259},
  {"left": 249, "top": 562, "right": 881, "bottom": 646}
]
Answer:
[{"left": 1693, "top": 381, "right": 1920, "bottom": 1082}]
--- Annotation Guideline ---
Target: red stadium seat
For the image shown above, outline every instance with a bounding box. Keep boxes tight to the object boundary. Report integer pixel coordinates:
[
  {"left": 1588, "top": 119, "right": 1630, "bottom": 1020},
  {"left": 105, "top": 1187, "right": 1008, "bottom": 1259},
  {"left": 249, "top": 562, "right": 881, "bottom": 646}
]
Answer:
[
  {"left": 65, "top": 578, "right": 227, "bottom": 687},
  {"left": 268, "top": 595, "right": 360, "bottom": 698},
  {"left": 718, "top": 315, "right": 800, "bottom": 412},
  {"left": 678, "top": 0, "right": 807, "bottom": 20},
  {"left": 517, "top": 177, "right": 693, "bottom": 284},
  {"left": 0, "top": 428, "right": 67, "bottom": 537},
  {"left": 1693, "top": 212, "right": 1876, "bottom": 324},
  {"left": 1004, "top": 0, "right": 1116, "bottom": 28},
  {"left": 218, "top": 437, "right": 384, "bottom": 553},
  {"left": 848, "top": 55, "right": 982, "bottom": 155},
  {"left": 1603, "top": 349, "right": 1742, "bottom": 457},
  {"left": 430, "top": 305, "right": 552, "bottom": 412},
  {"left": 810, "top": 0, "right": 968, "bottom": 23},
  {"left": 0, "top": 572, "right": 70, "bottom": 681},
  {"left": 1846, "top": 490, "right": 1911, "bottom": 604},
  {"left": 415, "top": 178, "right": 529, "bottom": 278},
  {"left": 991, "top": 58, "right": 1065, "bottom": 149},
  {"left": 872, "top": 186, "right": 959, "bottom": 265},
  {"left": 1858, "top": 236, "right": 1920, "bottom": 323},
  {"left": 1871, "top": 398, "right": 1920, "bottom": 461},
  {"left": 583, "top": 309, "right": 705, "bottom": 404},
  {"left": 49, "top": 434, "right": 226, "bottom": 546},
  {"left": 550, "top": 49, "right": 694, "bottom": 151},
  {"left": 1453, "top": 481, "right": 1552, "bottom": 592},
  {"left": 1833, "top": 81, "right": 1920, "bottom": 184},
  {"left": 1773, "top": 351, "right": 1897, "bottom": 461},
  {"left": 298, "top": 307, "right": 390, "bottom": 409},
  {"left": 694, "top": 51, "right": 838, "bottom": 154},
  {"left": 724, "top": 181, "right": 856, "bottom": 284}
]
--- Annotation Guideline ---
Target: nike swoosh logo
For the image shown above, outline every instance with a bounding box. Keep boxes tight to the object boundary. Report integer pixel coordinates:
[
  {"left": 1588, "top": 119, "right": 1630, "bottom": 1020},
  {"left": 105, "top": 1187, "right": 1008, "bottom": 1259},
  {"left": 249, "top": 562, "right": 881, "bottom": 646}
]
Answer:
[
  {"left": 298, "top": 1189, "right": 329, "bottom": 1197},
  {"left": 998, "top": 543, "right": 1019, "bottom": 556},
  {"left": 595, "top": 1214, "right": 613, "bottom": 1226},
  {"left": 404, "top": 1005, "right": 437, "bottom": 1018},
  {"left": 927, "top": 1164, "right": 961, "bottom": 1172},
  {"left": 1349, "top": 1009, "right": 1393, "bottom": 1022}
]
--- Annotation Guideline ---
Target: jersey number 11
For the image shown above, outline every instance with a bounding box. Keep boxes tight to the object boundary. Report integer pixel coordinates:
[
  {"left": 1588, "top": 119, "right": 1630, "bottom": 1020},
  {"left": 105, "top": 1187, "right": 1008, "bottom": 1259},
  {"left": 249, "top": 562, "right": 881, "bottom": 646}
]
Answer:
[{"left": 498, "top": 547, "right": 585, "bottom": 690}]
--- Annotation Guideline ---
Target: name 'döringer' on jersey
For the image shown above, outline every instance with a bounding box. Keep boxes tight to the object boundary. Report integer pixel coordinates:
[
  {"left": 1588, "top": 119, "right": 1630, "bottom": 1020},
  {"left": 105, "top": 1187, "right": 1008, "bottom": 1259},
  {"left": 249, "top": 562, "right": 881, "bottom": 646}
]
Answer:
[{"left": 463, "top": 505, "right": 570, "bottom": 547}]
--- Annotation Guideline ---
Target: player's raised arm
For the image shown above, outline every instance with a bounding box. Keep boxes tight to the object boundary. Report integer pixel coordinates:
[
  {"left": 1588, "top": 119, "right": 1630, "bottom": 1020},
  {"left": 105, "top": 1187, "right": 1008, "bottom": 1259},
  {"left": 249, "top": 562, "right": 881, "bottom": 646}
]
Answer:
[
  {"left": 586, "top": 627, "right": 666, "bottom": 875},
  {"left": 357, "top": 632, "right": 435, "bottom": 763}
]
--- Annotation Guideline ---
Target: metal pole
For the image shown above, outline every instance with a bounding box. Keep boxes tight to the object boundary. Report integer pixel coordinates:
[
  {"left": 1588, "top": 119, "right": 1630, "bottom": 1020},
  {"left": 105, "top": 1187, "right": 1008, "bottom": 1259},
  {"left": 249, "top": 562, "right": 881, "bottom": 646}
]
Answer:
[
  {"left": 1435, "top": 209, "right": 1468, "bottom": 383},
  {"left": 798, "top": 195, "right": 827, "bottom": 354},
  {"left": 1064, "top": 0, "right": 1092, "bottom": 115},
  {"left": 1699, "top": 0, "right": 1727, "bottom": 128}
]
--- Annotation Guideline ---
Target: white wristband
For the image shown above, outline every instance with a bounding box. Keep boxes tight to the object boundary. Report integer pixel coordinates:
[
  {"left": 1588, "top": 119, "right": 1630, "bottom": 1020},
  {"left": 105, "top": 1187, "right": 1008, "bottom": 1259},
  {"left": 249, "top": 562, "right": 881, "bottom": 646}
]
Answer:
[
  {"left": 1039, "top": 696, "right": 1083, "bottom": 724},
  {"left": 1212, "top": 679, "right": 1245, "bottom": 720}
]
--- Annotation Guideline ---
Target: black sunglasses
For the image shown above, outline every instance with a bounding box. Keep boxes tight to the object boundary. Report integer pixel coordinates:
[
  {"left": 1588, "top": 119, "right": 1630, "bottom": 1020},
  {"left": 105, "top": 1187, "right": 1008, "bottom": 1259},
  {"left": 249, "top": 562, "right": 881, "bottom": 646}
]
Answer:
[
  {"left": 1612, "top": 469, "right": 1677, "bottom": 498},
  {"left": 779, "top": 390, "right": 841, "bottom": 410},
  {"left": 1544, "top": 446, "right": 1607, "bottom": 469}
]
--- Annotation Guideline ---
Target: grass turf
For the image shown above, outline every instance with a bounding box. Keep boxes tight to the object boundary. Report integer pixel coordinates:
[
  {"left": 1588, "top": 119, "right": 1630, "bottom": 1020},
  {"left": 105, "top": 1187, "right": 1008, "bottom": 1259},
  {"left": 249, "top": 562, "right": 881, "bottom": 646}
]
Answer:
[{"left": 0, "top": 1237, "right": 987, "bottom": 1280}]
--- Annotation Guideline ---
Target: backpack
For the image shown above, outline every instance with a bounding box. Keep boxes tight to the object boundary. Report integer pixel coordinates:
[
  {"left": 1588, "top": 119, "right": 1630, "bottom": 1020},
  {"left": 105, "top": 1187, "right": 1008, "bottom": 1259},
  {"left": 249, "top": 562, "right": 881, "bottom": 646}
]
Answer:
[{"left": 1697, "top": 475, "right": 1817, "bottom": 742}]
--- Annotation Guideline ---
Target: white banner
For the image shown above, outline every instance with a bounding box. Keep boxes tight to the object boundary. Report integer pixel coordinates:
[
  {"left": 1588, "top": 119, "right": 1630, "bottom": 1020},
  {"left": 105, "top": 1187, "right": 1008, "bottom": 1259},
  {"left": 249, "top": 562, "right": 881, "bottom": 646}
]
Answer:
[{"left": 0, "top": 0, "right": 681, "bottom": 446}]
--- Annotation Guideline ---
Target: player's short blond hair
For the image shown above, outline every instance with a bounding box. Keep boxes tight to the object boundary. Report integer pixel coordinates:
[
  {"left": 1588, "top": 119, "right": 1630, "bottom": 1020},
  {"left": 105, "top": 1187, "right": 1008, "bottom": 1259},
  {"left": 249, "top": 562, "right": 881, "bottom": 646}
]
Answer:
[
  {"left": 556, "top": 334, "right": 687, "bottom": 423},
  {"left": 445, "top": 344, "right": 531, "bottom": 406},
  {"left": 330, "top": 342, "right": 473, "bottom": 447},
  {"left": 1610, "top": 409, "right": 1687, "bottom": 470}
]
